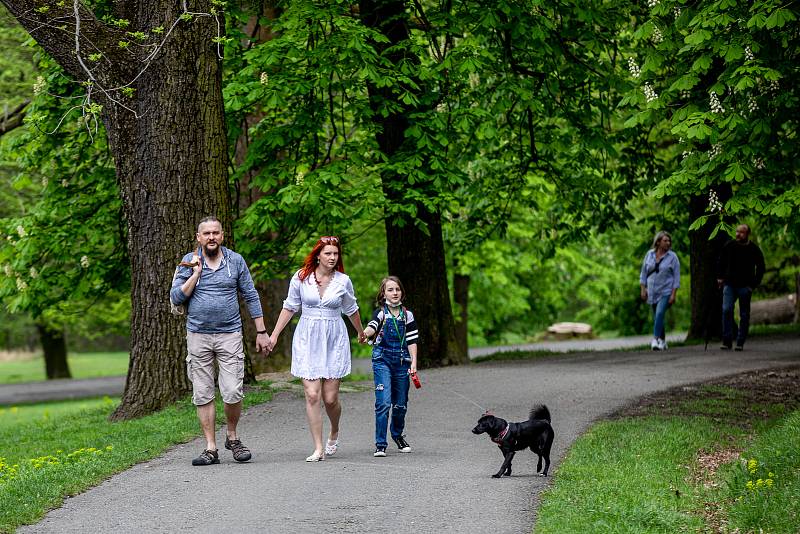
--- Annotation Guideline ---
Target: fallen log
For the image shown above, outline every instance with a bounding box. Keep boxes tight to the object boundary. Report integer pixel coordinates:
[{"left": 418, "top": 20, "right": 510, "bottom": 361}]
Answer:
[{"left": 750, "top": 294, "right": 796, "bottom": 325}]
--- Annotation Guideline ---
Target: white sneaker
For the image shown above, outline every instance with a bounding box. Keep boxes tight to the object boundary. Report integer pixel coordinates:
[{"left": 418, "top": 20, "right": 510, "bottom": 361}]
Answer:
[
  {"left": 650, "top": 338, "right": 660, "bottom": 350},
  {"left": 658, "top": 338, "right": 668, "bottom": 350}
]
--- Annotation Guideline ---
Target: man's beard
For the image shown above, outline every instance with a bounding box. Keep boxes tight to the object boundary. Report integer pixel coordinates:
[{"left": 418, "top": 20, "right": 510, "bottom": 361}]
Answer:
[{"left": 203, "top": 244, "right": 220, "bottom": 258}]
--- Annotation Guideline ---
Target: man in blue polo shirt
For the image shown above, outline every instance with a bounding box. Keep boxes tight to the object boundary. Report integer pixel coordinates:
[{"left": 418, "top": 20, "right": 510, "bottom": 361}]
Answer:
[{"left": 171, "top": 216, "right": 272, "bottom": 465}]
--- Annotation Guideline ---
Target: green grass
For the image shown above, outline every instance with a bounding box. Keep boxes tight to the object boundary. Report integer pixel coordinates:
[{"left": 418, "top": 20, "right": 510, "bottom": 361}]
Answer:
[
  {"left": 535, "top": 417, "right": 735, "bottom": 533},
  {"left": 0, "top": 387, "right": 272, "bottom": 533},
  {"left": 718, "top": 410, "right": 800, "bottom": 533},
  {"left": 535, "top": 394, "right": 800, "bottom": 533},
  {"left": 0, "top": 352, "right": 130, "bottom": 384}
]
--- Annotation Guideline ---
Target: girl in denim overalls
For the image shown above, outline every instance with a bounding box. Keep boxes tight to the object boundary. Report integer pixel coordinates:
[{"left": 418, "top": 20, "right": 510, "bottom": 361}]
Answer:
[{"left": 363, "top": 276, "right": 418, "bottom": 457}]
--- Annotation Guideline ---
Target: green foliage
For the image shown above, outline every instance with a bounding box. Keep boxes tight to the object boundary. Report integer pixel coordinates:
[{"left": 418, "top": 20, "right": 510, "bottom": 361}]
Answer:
[
  {"left": 0, "top": 6, "right": 35, "bottom": 109},
  {"left": 622, "top": 0, "right": 800, "bottom": 227},
  {"left": 0, "top": 54, "right": 128, "bottom": 328}
]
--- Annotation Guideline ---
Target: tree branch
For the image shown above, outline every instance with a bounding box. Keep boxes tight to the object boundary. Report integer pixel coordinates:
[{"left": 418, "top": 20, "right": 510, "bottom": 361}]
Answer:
[
  {"left": 0, "top": 0, "right": 127, "bottom": 85},
  {"left": 0, "top": 99, "right": 29, "bottom": 136}
]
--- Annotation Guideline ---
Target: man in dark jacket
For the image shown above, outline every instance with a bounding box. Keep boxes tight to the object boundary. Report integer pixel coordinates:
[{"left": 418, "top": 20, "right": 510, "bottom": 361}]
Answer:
[{"left": 717, "top": 224, "right": 766, "bottom": 351}]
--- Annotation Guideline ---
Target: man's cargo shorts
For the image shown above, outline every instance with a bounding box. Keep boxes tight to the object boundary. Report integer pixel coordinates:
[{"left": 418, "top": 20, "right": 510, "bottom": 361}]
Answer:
[{"left": 186, "top": 331, "right": 245, "bottom": 405}]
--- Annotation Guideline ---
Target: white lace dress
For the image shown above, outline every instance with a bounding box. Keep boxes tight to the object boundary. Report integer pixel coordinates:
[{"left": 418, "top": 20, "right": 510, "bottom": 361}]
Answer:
[{"left": 283, "top": 270, "right": 359, "bottom": 380}]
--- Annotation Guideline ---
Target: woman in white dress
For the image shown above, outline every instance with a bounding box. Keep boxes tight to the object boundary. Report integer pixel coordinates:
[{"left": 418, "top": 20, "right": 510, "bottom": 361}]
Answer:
[{"left": 270, "top": 236, "right": 366, "bottom": 461}]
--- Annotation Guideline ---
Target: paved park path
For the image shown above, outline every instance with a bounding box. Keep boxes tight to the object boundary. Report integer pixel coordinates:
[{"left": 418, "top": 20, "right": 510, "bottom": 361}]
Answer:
[{"left": 20, "top": 336, "right": 800, "bottom": 534}]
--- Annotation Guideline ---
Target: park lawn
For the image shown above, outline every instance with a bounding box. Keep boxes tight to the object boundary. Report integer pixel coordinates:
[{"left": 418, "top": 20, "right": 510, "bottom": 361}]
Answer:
[
  {"left": 0, "top": 387, "right": 272, "bottom": 533},
  {"left": 534, "top": 381, "right": 800, "bottom": 533},
  {"left": 0, "top": 351, "right": 130, "bottom": 384}
]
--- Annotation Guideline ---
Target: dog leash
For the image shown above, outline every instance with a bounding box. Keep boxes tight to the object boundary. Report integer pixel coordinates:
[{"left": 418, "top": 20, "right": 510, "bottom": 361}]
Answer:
[{"left": 447, "top": 388, "right": 488, "bottom": 413}]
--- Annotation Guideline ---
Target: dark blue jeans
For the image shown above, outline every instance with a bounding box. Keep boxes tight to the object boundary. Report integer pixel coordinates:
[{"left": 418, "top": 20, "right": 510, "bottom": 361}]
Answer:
[
  {"left": 372, "top": 348, "right": 410, "bottom": 448},
  {"left": 722, "top": 285, "right": 752, "bottom": 347}
]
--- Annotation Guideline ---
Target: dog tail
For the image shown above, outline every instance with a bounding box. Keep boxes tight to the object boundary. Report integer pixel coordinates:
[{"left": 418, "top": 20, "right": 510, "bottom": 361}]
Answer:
[{"left": 530, "top": 404, "right": 551, "bottom": 423}]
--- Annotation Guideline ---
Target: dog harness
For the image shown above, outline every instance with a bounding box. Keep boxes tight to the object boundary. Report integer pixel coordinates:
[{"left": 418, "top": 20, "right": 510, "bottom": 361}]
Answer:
[{"left": 491, "top": 424, "right": 511, "bottom": 444}]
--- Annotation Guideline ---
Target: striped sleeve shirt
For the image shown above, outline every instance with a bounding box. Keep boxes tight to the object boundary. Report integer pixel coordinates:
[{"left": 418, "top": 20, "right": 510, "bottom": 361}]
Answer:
[{"left": 368, "top": 306, "right": 419, "bottom": 347}]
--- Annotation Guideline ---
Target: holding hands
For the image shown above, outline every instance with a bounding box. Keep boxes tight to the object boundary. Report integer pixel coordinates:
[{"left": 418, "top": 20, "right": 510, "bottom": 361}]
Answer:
[{"left": 256, "top": 333, "right": 273, "bottom": 354}]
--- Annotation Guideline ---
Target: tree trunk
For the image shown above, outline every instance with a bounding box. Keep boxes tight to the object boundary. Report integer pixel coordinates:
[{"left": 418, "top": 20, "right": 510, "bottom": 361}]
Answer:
[
  {"left": 453, "top": 272, "right": 470, "bottom": 357},
  {"left": 1, "top": 1, "right": 232, "bottom": 419},
  {"left": 687, "top": 186, "right": 732, "bottom": 342},
  {"left": 360, "top": 0, "right": 466, "bottom": 368},
  {"left": 36, "top": 322, "right": 70, "bottom": 379},
  {"left": 110, "top": 8, "right": 230, "bottom": 420}
]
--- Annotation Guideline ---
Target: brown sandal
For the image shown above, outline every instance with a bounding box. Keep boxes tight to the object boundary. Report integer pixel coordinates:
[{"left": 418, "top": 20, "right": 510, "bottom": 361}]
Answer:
[{"left": 225, "top": 437, "right": 252, "bottom": 462}]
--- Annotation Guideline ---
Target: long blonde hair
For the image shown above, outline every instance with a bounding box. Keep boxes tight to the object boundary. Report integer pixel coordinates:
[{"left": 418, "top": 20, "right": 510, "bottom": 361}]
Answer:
[{"left": 652, "top": 231, "right": 672, "bottom": 250}]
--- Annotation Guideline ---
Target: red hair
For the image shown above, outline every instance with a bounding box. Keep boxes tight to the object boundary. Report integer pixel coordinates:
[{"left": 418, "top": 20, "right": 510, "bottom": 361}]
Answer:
[{"left": 298, "top": 236, "right": 345, "bottom": 281}]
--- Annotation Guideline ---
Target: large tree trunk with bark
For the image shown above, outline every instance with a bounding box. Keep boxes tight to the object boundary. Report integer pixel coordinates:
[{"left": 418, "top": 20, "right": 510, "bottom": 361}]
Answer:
[
  {"left": 687, "top": 186, "right": 732, "bottom": 342},
  {"left": 360, "top": 0, "right": 465, "bottom": 367},
  {"left": 36, "top": 322, "right": 70, "bottom": 379},
  {"left": 2, "top": 1, "right": 231, "bottom": 419}
]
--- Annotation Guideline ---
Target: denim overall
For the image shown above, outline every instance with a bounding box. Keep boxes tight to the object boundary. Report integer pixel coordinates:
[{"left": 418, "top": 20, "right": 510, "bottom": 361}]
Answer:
[{"left": 372, "top": 306, "right": 411, "bottom": 448}]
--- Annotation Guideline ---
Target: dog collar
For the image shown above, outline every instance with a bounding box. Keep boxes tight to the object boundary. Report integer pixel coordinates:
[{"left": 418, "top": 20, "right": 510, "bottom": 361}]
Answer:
[{"left": 491, "top": 424, "right": 510, "bottom": 444}]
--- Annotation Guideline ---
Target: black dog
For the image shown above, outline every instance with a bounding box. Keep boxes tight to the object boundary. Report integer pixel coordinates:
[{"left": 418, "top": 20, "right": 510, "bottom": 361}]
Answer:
[{"left": 472, "top": 405, "right": 554, "bottom": 478}]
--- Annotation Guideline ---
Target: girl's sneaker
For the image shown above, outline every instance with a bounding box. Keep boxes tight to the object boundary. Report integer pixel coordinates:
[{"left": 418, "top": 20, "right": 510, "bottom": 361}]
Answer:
[
  {"left": 373, "top": 446, "right": 387, "bottom": 457},
  {"left": 650, "top": 338, "right": 660, "bottom": 350},
  {"left": 393, "top": 436, "right": 412, "bottom": 453}
]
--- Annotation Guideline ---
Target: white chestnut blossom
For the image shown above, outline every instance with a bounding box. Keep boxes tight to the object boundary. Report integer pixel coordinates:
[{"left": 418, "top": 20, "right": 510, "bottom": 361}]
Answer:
[
  {"left": 651, "top": 27, "right": 663, "bottom": 44},
  {"left": 709, "top": 92, "right": 725, "bottom": 113},
  {"left": 647, "top": 0, "right": 659, "bottom": 8},
  {"left": 708, "top": 190, "right": 723, "bottom": 213},
  {"left": 80, "top": 255, "right": 90, "bottom": 268},
  {"left": 747, "top": 96, "right": 759, "bottom": 115},
  {"left": 707, "top": 143, "right": 722, "bottom": 160},
  {"left": 644, "top": 83, "right": 659, "bottom": 103},
  {"left": 16, "top": 225, "right": 26, "bottom": 238},
  {"left": 744, "top": 46, "right": 754, "bottom": 61},
  {"left": 259, "top": 72, "right": 269, "bottom": 85},
  {"left": 33, "top": 76, "right": 46, "bottom": 95},
  {"left": 16, "top": 278, "right": 27, "bottom": 291},
  {"left": 29, "top": 267, "right": 38, "bottom": 279},
  {"left": 673, "top": 6, "right": 681, "bottom": 18},
  {"left": 3, "top": 264, "right": 12, "bottom": 276},
  {"left": 768, "top": 80, "right": 779, "bottom": 93},
  {"left": 627, "top": 57, "right": 641, "bottom": 79},
  {"left": 753, "top": 157, "right": 765, "bottom": 170}
]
